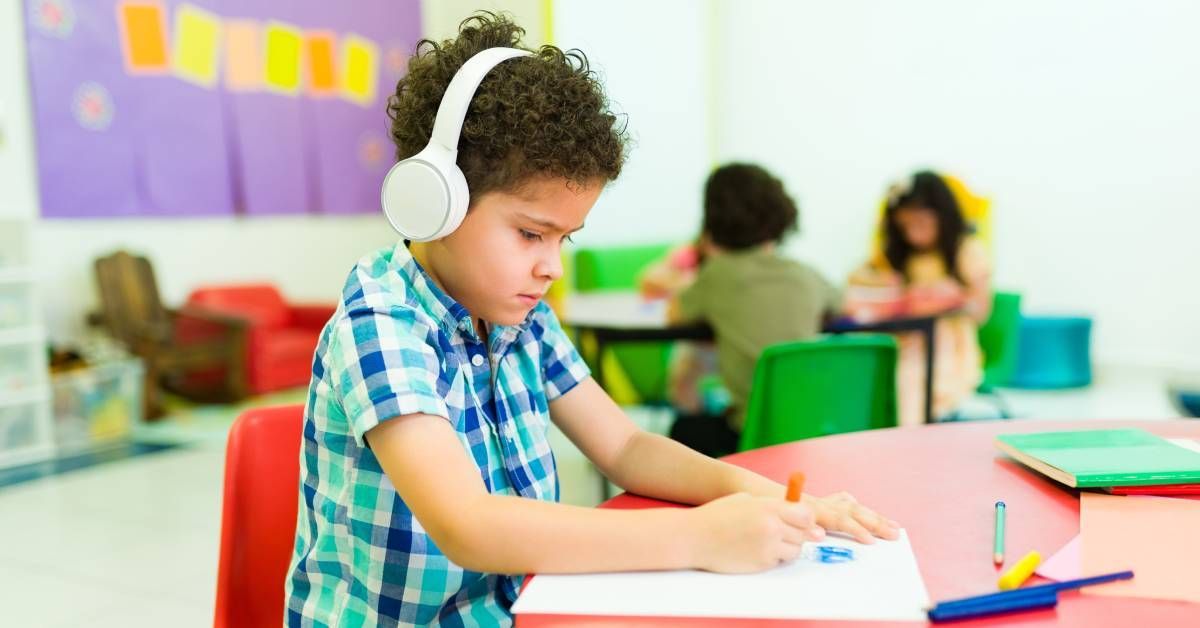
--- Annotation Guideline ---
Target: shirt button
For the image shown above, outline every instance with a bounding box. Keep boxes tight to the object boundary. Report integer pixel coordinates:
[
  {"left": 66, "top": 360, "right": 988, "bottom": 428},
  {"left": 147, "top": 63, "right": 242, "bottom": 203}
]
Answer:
[{"left": 471, "top": 354, "right": 484, "bottom": 367}]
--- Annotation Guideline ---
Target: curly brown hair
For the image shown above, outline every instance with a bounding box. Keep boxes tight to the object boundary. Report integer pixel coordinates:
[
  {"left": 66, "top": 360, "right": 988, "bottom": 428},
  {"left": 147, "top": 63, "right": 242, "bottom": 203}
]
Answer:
[
  {"left": 387, "top": 12, "right": 627, "bottom": 198},
  {"left": 702, "top": 163, "right": 799, "bottom": 250}
]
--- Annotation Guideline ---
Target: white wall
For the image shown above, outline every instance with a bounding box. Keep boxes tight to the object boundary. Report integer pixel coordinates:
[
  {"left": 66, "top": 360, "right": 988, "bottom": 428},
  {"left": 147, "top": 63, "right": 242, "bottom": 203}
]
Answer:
[
  {"left": 0, "top": 0, "right": 39, "bottom": 223},
  {"left": 422, "top": 0, "right": 547, "bottom": 44},
  {"left": 715, "top": 0, "right": 1200, "bottom": 369},
  {"left": 7, "top": 0, "right": 1199, "bottom": 371},
  {"left": 553, "top": 0, "right": 715, "bottom": 248}
]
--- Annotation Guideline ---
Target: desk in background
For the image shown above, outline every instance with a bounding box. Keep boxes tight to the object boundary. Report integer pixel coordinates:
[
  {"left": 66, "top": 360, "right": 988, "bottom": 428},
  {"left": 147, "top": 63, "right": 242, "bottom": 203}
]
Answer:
[{"left": 564, "top": 292, "right": 945, "bottom": 424}]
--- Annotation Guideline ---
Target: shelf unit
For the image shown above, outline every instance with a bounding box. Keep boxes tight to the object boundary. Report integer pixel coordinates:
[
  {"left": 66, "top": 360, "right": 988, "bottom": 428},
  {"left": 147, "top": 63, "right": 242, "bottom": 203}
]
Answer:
[{"left": 0, "top": 217, "right": 53, "bottom": 469}]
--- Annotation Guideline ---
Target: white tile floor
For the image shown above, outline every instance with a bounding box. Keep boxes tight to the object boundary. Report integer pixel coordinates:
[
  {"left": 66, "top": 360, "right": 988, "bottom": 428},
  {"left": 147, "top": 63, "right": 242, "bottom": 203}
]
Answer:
[
  {"left": 0, "top": 365, "right": 1190, "bottom": 625},
  {"left": 0, "top": 446, "right": 222, "bottom": 627}
]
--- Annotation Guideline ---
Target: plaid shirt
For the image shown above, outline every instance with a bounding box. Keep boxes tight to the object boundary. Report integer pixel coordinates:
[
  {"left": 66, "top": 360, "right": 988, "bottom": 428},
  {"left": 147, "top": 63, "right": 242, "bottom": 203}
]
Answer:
[{"left": 286, "top": 242, "right": 590, "bottom": 626}]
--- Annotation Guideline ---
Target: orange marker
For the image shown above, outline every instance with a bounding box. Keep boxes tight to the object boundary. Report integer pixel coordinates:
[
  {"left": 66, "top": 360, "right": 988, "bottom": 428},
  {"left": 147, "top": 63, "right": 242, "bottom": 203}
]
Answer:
[{"left": 786, "top": 472, "right": 806, "bottom": 502}]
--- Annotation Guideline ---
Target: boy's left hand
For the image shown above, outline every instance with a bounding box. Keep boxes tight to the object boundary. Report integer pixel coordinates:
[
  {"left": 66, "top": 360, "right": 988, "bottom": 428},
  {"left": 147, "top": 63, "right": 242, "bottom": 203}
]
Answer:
[{"left": 804, "top": 492, "right": 901, "bottom": 544}]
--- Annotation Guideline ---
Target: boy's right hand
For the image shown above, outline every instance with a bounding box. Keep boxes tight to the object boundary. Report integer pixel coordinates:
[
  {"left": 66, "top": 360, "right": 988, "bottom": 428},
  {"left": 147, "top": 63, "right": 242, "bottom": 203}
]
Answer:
[{"left": 686, "top": 492, "right": 825, "bottom": 573}]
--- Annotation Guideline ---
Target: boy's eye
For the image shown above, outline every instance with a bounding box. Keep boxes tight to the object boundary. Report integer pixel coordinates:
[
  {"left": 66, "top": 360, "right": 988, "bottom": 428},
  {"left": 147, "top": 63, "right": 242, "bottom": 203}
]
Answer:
[
  {"left": 562, "top": 234, "right": 575, "bottom": 244},
  {"left": 520, "top": 229, "right": 542, "bottom": 242}
]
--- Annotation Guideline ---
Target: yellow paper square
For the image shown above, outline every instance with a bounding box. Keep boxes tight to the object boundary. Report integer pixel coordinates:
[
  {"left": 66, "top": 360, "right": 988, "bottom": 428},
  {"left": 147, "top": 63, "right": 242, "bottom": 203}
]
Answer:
[
  {"left": 341, "top": 34, "right": 379, "bottom": 105},
  {"left": 264, "top": 22, "right": 303, "bottom": 93},
  {"left": 171, "top": 3, "right": 221, "bottom": 87},
  {"left": 223, "top": 20, "right": 261, "bottom": 91}
]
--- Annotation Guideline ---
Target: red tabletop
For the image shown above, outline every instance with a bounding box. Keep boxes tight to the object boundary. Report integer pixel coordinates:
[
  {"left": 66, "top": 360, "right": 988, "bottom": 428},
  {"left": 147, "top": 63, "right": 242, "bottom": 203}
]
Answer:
[{"left": 517, "top": 419, "right": 1200, "bottom": 627}]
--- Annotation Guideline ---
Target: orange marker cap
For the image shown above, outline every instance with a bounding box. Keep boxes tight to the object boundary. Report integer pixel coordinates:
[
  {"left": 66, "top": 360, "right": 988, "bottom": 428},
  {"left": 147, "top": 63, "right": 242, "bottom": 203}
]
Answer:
[{"left": 786, "top": 472, "right": 806, "bottom": 502}]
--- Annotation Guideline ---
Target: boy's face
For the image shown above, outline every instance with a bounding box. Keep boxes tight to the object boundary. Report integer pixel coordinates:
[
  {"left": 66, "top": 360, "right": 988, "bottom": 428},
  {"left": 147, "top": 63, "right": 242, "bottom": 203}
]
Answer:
[{"left": 427, "top": 176, "right": 600, "bottom": 326}]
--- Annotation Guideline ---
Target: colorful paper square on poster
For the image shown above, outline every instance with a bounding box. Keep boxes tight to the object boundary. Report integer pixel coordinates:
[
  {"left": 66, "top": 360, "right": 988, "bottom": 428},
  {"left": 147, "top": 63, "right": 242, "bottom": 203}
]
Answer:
[
  {"left": 341, "top": 34, "right": 379, "bottom": 105},
  {"left": 305, "top": 32, "right": 338, "bottom": 95},
  {"left": 172, "top": 3, "right": 222, "bottom": 87},
  {"left": 117, "top": 2, "right": 169, "bottom": 73},
  {"left": 264, "top": 22, "right": 303, "bottom": 93},
  {"left": 224, "top": 20, "right": 261, "bottom": 91}
]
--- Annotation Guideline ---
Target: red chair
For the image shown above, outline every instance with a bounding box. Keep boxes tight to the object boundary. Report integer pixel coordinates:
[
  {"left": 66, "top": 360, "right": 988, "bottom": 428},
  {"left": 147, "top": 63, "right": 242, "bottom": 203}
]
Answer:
[
  {"left": 214, "top": 404, "right": 304, "bottom": 628},
  {"left": 182, "top": 285, "right": 335, "bottom": 394}
]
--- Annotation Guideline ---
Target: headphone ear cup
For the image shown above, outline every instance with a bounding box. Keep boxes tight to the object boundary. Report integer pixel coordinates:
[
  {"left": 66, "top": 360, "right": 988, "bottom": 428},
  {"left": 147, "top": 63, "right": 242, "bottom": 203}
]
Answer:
[
  {"left": 441, "top": 162, "right": 470, "bottom": 238},
  {"left": 381, "top": 145, "right": 460, "bottom": 241}
]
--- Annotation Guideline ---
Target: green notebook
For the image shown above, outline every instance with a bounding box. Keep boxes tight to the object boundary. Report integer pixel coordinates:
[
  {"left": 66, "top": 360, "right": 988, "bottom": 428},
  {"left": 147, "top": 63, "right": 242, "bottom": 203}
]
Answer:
[{"left": 995, "top": 428, "right": 1200, "bottom": 488}]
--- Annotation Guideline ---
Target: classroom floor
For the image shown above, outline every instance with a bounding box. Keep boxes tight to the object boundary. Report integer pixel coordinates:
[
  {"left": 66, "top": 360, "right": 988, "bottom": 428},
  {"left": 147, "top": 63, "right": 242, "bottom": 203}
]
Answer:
[{"left": 0, "top": 365, "right": 1189, "bottom": 626}]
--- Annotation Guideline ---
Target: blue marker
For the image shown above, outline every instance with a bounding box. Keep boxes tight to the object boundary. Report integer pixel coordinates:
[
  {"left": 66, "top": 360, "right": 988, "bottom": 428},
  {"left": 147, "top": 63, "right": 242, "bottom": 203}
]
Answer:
[{"left": 805, "top": 545, "right": 855, "bottom": 563}]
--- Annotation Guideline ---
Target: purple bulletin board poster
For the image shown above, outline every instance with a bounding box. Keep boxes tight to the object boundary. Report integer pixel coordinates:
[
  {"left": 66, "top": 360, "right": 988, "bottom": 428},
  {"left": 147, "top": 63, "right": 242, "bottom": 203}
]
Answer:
[{"left": 23, "top": 0, "right": 421, "bottom": 218}]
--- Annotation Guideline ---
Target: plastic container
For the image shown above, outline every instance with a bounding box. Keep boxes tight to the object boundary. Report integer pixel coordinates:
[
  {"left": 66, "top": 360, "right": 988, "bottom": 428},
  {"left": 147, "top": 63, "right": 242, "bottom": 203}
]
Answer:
[{"left": 50, "top": 358, "right": 144, "bottom": 453}]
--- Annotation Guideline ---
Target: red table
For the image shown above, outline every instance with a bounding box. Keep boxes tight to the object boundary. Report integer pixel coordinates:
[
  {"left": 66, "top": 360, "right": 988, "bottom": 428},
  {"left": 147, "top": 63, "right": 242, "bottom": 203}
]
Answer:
[{"left": 517, "top": 420, "right": 1200, "bottom": 627}]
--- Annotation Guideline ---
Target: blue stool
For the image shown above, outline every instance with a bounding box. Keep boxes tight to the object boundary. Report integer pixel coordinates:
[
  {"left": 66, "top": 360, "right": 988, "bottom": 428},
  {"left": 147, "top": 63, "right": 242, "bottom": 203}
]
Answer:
[
  {"left": 1168, "top": 384, "right": 1200, "bottom": 418},
  {"left": 1010, "top": 316, "right": 1093, "bottom": 389}
]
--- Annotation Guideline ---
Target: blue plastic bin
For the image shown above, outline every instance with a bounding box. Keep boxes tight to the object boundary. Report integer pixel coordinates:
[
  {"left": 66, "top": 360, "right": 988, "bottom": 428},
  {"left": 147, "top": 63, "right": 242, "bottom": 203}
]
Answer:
[{"left": 1010, "top": 316, "right": 1093, "bottom": 389}]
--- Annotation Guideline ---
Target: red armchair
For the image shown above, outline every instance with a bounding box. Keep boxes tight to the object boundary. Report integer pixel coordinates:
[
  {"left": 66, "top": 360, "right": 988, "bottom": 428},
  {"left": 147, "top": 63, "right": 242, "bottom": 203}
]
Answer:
[{"left": 182, "top": 285, "right": 335, "bottom": 395}]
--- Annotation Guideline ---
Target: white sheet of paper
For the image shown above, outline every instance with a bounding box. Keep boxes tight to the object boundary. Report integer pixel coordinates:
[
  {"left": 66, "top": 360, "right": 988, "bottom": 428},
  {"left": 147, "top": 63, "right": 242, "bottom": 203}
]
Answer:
[
  {"left": 1168, "top": 438, "right": 1200, "bottom": 454},
  {"left": 512, "top": 529, "right": 929, "bottom": 621}
]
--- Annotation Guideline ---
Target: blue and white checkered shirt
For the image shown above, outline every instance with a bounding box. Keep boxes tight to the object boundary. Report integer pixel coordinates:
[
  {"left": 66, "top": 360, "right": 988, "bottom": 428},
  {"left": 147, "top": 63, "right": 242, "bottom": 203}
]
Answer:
[{"left": 286, "top": 242, "right": 590, "bottom": 626}]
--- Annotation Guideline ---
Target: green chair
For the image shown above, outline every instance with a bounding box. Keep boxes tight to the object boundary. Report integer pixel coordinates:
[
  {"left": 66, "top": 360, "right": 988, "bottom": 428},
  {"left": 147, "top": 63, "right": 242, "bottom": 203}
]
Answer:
[
  {"left": 573, "top": 244, "right": 675, "bottom": 404},
  {"left": 739, "top": 335, "right": 898, "bottom": 451},
  {"left": 574, "top": 244, "right": 674, "bottom": 292},
  {"left": 978, "top": 291, "right": 1022, "bottom": 390}
]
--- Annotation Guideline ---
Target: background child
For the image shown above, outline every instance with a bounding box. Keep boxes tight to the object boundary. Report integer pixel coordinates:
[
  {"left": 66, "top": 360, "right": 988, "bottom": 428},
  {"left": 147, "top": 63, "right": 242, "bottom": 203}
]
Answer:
[
  {"left": 667, "top": 163, "right": 842, "bottom": 456},
  {"left": 286, "top": 15, "right": 898, "bottom": 626},
  {"left": 849, "top": 170, "right": 993, "bottom": 425}
]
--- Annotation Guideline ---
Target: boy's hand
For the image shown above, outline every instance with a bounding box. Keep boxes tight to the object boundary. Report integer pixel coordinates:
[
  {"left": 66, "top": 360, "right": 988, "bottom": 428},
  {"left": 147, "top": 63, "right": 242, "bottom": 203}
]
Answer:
[
  {"left": 805, "top": 492, "right": 901, "bottom": 544},
  {"left": 686, "top": 493, "right": 825, "bottom": 573}
]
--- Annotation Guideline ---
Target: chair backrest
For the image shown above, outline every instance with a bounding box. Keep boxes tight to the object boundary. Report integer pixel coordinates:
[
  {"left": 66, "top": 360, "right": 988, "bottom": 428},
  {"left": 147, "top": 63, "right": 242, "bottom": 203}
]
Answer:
[
  {"left": 573, "top": 243, "right": 673, "bottom": 292},
  {"left": 94, "top": 250, "right": 169, "bottom": 345},
  {"left": 188, "top": 284, "right": 291, "bottom": 329},
  {"left": 978, "top": 291, "right": 1022, "bottom": 389},
  {"left": 214, "top": 404, "right": 303, "bottom": 628},
  {"left": 739, "top": 335, "right": 898, "bottom": 451},
  {"left": 573, "top": 244, "right": 675, "bottom": 404}
]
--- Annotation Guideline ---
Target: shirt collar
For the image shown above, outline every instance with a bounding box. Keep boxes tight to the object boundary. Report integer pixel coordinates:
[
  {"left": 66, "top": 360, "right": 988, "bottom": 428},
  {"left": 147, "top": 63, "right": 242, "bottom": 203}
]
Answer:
[{"left": 390, "top": 242, "right": 537, "bottom": 345}]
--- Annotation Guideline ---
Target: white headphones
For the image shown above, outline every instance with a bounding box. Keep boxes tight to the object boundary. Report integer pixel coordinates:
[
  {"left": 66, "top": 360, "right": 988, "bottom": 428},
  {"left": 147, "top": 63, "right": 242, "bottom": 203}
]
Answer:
[{"left": 380, "top": 47, "right": 532, "bottom": 241}]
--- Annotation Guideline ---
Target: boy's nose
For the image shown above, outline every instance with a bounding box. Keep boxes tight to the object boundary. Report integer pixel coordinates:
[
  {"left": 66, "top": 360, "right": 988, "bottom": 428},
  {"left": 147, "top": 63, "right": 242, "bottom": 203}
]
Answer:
[{"left": 535, "top": 251, "right": 564, "bottom": 281}]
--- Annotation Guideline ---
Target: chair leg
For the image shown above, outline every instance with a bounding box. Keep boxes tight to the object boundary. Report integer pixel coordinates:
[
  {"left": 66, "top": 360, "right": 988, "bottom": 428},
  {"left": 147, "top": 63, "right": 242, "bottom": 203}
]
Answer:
[
  {"left": 979, "top": 388, "right": 1015, "bottom": 419},
  {"left": 141, "top": 358, "right": 165, "bottom": 421}
]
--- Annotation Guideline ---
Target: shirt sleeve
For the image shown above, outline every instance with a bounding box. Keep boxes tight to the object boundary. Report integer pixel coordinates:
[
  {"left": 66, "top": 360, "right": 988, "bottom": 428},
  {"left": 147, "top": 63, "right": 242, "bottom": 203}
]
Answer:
[
  {"left": 535, "top": 302, "right": 592, "bottom": 401},
  {"left": 325, "top": 303, "right": 450, "bottom": 447}
]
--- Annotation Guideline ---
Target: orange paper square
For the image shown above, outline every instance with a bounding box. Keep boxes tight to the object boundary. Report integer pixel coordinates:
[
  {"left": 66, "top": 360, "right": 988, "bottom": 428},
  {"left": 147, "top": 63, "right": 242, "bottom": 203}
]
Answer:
[
  {"left": 117, "top": 2, "right": 169, "bottom": 73},
  {"left": 305, "top": 32, "right": 338, "bottom": 94},
  {"left": 1081, "top": 493, "right": 1200, "bottom": 603}
]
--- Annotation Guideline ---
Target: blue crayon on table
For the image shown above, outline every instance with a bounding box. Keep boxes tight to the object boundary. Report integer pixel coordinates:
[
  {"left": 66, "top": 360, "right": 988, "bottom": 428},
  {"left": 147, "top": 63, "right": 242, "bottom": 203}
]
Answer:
[
  {"left": 932, "top": 570, "right": 1134, "bottom": 613},
  {"left": 928, "top": 589, "right": 1057, "bottom": 623}
]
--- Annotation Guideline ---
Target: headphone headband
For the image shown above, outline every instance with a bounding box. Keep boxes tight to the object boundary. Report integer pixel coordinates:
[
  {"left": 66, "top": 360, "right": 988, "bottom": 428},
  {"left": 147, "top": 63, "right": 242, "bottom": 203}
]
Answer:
[{"left": 430, "top": 47, "right": 532, "bottom": 153}]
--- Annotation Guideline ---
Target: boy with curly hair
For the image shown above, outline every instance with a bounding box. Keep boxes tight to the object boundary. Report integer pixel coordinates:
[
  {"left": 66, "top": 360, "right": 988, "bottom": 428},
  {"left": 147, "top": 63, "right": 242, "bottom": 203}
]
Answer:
[{"left": 286, "top": 14, "right": 898, "bottom": 626}]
